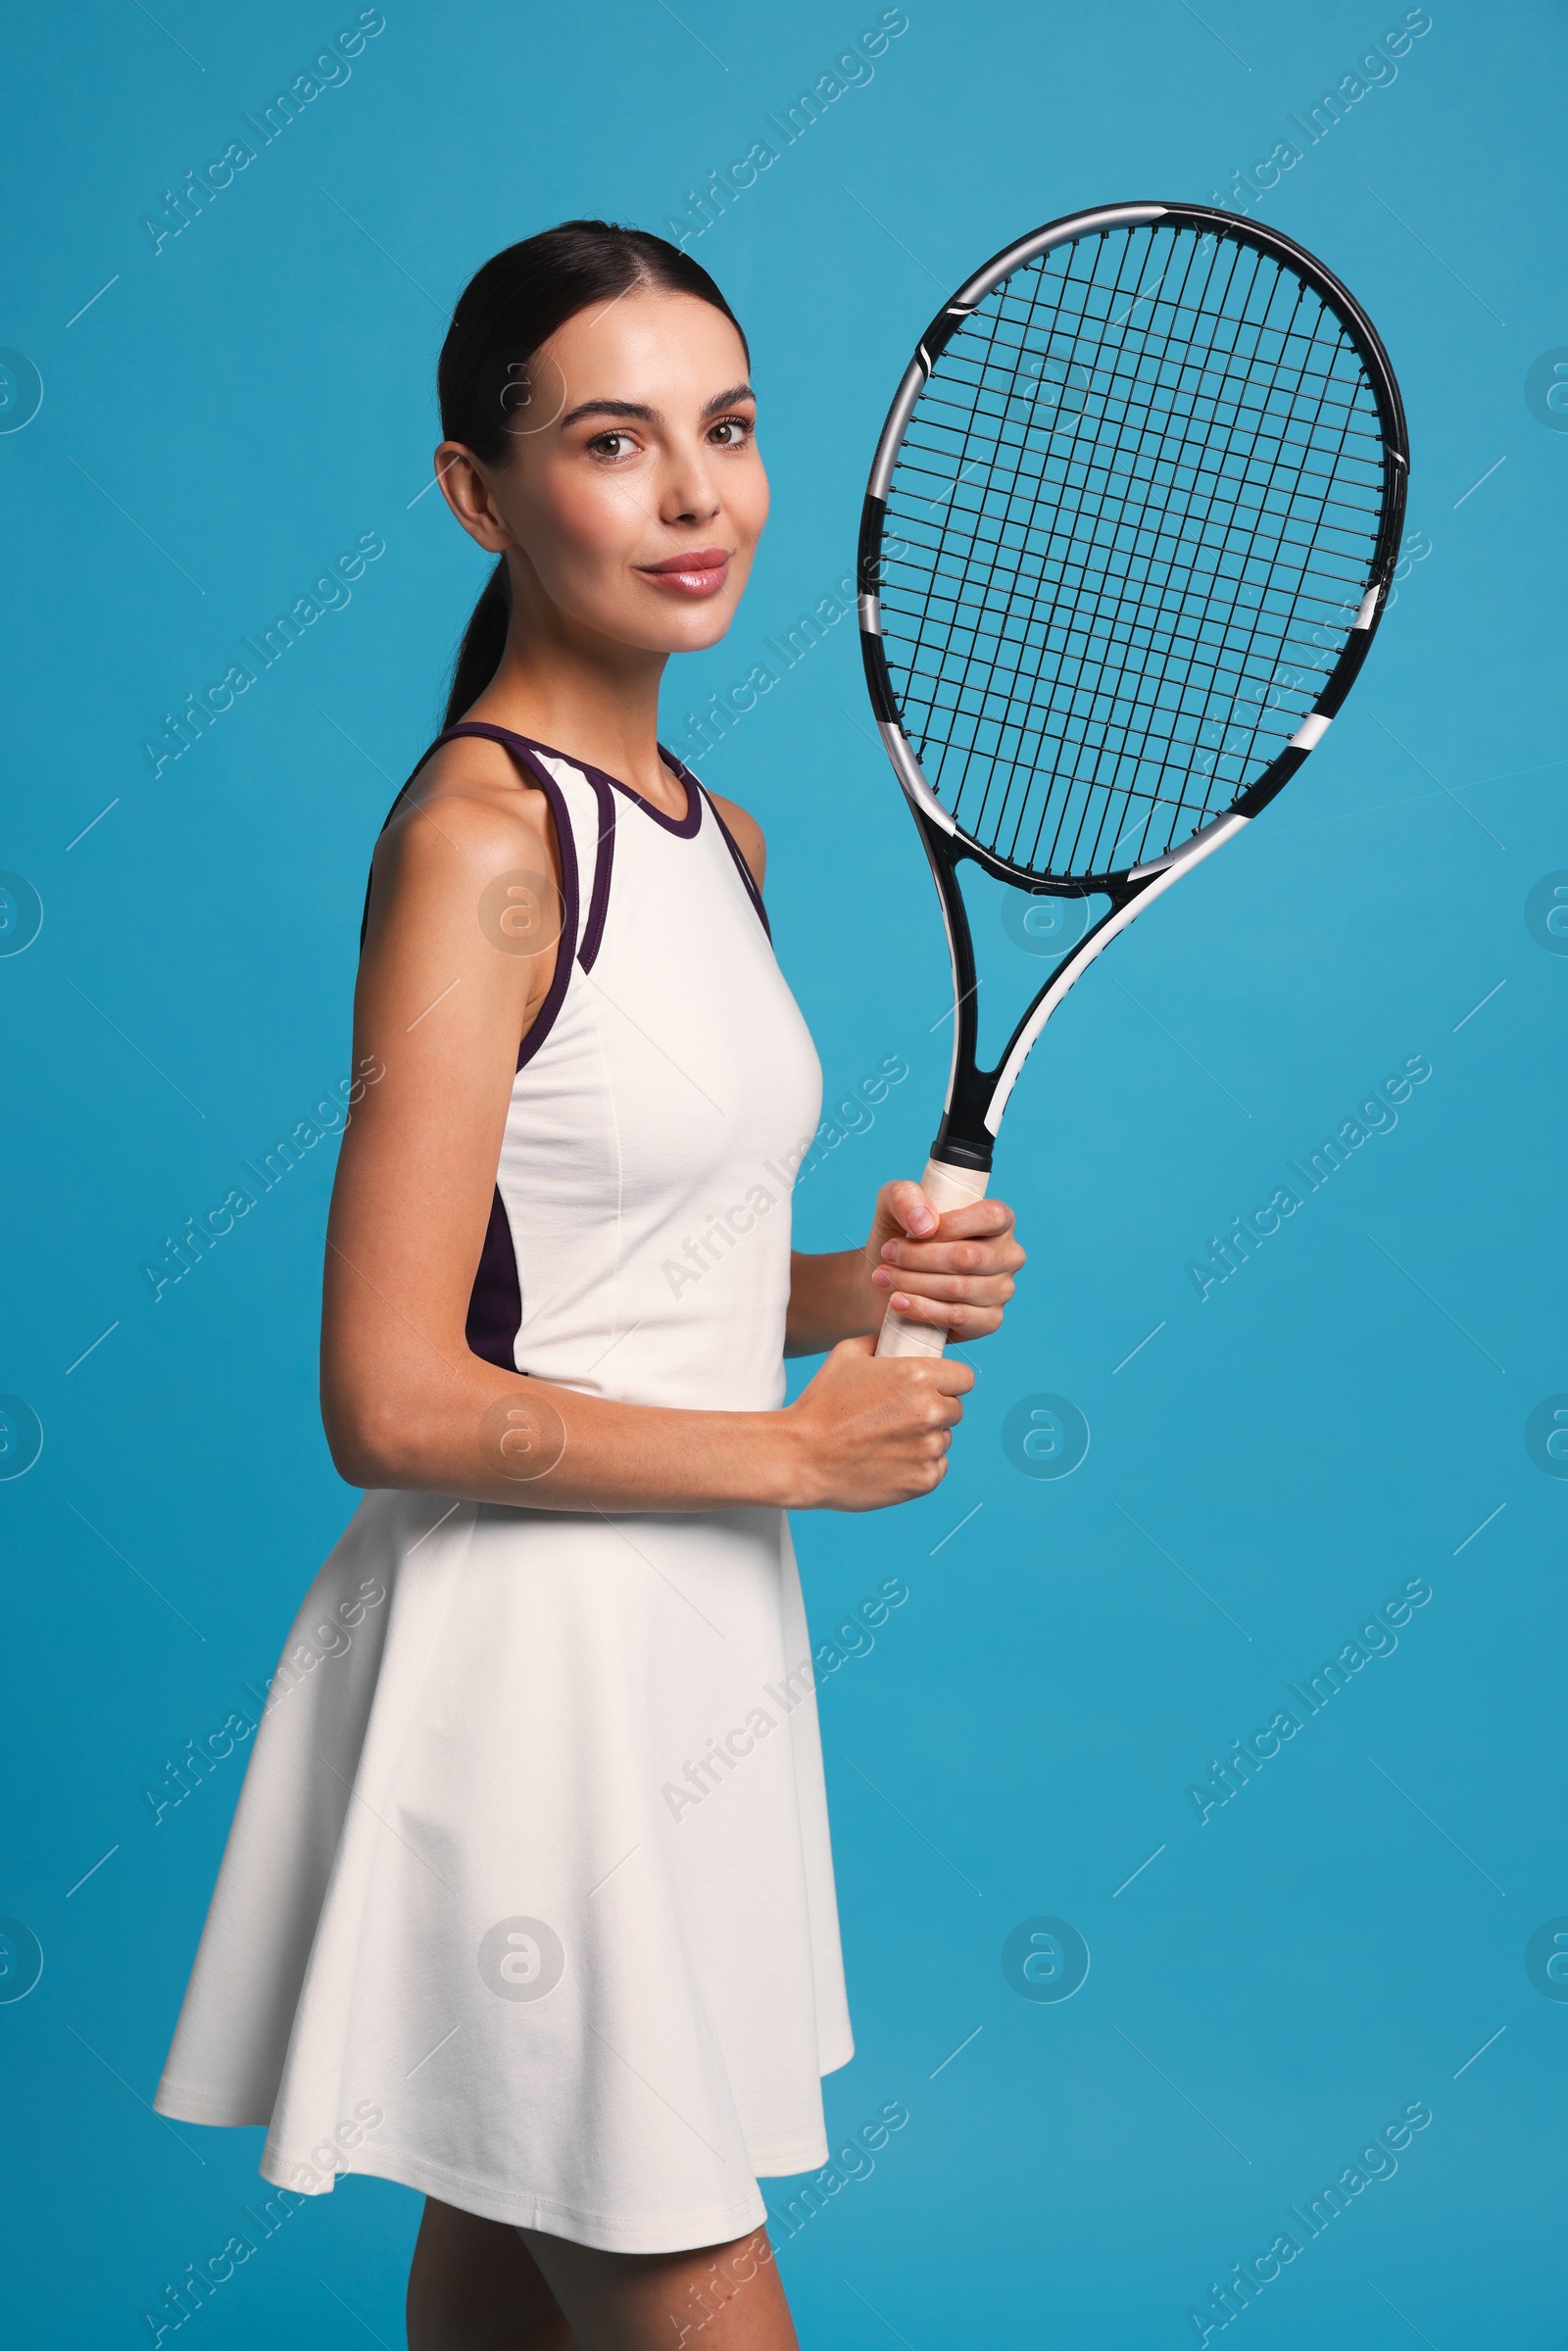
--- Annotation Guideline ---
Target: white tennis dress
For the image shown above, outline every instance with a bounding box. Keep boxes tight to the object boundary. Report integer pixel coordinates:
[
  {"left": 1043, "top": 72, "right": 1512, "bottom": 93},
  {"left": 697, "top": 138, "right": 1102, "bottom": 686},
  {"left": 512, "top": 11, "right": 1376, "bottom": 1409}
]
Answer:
[{"left": 153, "top": 723, "right": 854, "bottom": 2253}]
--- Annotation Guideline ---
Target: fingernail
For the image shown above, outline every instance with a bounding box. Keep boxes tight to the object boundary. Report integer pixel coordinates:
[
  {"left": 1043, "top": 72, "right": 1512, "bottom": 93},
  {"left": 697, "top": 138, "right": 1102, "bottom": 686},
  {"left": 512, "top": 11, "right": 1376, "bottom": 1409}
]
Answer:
[
  {"left": 892, "top": 1294, "right": 910, "bottom": 1310},
  {"left": 871, "top": 1266, "right": 891, "bottom": 1288}
]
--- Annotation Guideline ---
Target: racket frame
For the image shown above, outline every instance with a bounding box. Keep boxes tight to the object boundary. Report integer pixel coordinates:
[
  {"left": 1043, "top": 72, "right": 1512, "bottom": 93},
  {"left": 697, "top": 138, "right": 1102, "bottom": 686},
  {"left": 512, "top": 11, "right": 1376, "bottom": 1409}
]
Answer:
[{"left": 858, "top": 199, "right": 1409, "bottom": 1172}]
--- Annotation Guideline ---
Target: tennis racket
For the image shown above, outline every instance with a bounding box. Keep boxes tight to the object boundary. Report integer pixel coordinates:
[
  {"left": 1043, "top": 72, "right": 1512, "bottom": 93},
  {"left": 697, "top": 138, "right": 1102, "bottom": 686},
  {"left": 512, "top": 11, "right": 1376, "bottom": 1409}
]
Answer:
[{"left": 859, "top": 200, "right": 1408, "bottom": 1358}]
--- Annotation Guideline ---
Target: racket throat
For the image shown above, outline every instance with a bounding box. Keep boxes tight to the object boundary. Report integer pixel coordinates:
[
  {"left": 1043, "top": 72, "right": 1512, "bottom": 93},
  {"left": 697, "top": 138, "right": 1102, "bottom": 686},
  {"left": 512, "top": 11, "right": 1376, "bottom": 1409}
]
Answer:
[
  {"left": 925, "top": 827, "right": 1136, "bottom": 1163},
  {"left": 931, "top": 1094, "right": 997, "bottom": 1173}
]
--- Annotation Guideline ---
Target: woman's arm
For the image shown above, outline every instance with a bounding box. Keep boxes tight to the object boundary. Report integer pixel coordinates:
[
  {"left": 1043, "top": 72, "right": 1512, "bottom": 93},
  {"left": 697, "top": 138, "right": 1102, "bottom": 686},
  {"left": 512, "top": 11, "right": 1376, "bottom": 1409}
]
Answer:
[{"left": 320, "top": 748, "right": 974, "bottom": 1516}]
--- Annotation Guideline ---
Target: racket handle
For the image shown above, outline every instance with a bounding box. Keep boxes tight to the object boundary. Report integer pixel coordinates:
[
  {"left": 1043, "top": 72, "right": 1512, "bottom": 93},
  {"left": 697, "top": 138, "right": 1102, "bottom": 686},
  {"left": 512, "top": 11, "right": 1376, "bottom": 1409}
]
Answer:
[{"left": 874, "top": 1155, "right": 992, "bottom": 1360}]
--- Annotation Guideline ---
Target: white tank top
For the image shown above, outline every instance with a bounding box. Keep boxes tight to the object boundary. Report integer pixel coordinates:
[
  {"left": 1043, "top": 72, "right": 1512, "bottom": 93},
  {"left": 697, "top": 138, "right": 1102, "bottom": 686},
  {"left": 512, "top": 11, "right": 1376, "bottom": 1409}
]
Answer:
[{"left": 447, "top": 722, "right": 824, "bottom": 1409}]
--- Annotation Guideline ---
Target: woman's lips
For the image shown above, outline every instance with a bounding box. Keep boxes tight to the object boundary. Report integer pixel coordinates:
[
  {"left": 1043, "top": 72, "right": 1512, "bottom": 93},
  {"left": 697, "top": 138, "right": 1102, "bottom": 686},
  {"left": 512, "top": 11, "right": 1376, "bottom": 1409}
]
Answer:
[{"left": 635, "top": 547, "right": 732, "bottom": 597}]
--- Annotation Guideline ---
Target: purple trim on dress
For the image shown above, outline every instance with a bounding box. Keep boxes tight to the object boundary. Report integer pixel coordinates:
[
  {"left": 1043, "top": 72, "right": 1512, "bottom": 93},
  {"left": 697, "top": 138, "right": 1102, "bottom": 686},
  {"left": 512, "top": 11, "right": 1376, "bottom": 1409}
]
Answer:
[
  {"left": 439, "top": 723, "right": 581, "bottom": 1071},
  {"left": 449, "top": 721, "right": 702, "bottom": 839},
  {"left": 576, "top": 772, "right": 616, "bottom": 973},
  {"left": 465, "top": 1184, "right": 523, "bottom": 1371},
  {"left": 612, "top": 748, "right": 700, "bottom": 837},
  {"left": 697, "top": 781, "right": 772, "bottom": 943},
  {"left": 359, "top": 732, "right": 457, "bottom": 951}
]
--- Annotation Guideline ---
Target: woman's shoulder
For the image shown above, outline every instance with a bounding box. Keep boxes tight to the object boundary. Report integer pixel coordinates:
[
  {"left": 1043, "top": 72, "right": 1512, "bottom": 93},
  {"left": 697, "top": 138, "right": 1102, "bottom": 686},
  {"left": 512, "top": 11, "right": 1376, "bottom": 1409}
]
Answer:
[
  {"left": 402, "top": 727, "right": 551, "bottom": 827},
  {"left": 384, "top": 730, "right": 558, "bottom": 868},
  {"left": 365, "top": 730, "right": 563, "bottom": 948}
]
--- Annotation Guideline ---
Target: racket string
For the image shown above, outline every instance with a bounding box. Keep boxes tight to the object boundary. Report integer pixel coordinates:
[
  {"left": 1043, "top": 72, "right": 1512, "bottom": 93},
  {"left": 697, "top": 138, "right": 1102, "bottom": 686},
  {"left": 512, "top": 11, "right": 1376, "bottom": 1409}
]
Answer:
[
  {"left": 1022, "top": 226, "right": 1257, "bottom": 874},
  {"left": 879, "top": 220, "right": 1389, "bottom": 878},
  {"left": 1060, "top": 259, "right": 1335, "bottom": 870},
  {"left": 896, "top": 250, "right": 1023, "bottom": 836},
  {"left": 898, "top": 222, "right": 1171, "bottom": 872},
  {"left": 923, "top": 244, "right": 1356, "bottom": 854},
  {"left": 978, "top": 220, "right": 1201, "bottom": 874},
  {"left": 888, "top": 301, "right": 1378, "bottom": 856}
]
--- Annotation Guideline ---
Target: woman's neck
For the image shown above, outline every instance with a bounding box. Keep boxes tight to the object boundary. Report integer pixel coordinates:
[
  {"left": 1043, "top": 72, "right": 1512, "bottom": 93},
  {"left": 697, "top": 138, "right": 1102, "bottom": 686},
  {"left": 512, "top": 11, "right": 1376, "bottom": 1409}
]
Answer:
[{"left": 466, "top": 618, "right": 684, "bottom": 814}]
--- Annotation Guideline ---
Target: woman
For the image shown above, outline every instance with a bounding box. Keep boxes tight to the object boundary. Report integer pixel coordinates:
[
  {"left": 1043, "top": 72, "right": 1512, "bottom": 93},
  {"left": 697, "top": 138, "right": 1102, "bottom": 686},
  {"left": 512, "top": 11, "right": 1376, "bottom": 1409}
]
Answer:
[{"left": 153, "top": 221, "right": 1023, "bottom": 2348}]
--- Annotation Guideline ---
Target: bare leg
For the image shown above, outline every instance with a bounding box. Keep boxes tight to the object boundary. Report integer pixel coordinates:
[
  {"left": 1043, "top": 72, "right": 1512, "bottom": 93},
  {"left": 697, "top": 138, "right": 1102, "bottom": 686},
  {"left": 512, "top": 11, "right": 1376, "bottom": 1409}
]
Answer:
[
  {"left": 519, "top": 2222, "right": 799, "bottom": 2351},
  {"left": 407, "top": 2196, "right": 576, "bottom": 2349}
]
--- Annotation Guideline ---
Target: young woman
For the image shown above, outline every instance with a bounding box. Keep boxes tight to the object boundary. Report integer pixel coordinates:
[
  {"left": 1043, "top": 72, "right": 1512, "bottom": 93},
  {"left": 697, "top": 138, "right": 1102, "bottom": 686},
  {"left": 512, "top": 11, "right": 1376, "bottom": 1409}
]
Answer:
[{"left": 153, "top": 221, "right": 1023, "bottom": 2349}]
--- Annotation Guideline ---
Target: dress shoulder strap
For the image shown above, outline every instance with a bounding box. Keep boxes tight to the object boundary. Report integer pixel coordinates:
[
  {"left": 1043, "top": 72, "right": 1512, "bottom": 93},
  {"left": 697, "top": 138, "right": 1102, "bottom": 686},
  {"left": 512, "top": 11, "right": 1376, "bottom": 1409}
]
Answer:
[
  {"left": 357, "top": 722, "right": 595, "bottom": 966},
  {"left": 689, "top": 770, "right": 771, "bottom": 942}
]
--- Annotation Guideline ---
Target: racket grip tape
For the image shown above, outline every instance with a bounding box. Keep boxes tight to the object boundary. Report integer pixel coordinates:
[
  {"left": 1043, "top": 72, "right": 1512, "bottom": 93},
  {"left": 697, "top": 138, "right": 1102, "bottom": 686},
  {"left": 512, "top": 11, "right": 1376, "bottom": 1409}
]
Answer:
[{"left": 873, "top": 1156, "right": 992, "bottom": 1360}]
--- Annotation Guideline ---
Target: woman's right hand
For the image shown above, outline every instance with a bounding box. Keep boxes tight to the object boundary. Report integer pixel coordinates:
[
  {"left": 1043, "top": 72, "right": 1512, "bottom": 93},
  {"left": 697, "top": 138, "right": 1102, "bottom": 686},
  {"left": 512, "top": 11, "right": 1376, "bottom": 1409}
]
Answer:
[{"left": 780, "top": 1335, "right": 974, "bottom": 1511}]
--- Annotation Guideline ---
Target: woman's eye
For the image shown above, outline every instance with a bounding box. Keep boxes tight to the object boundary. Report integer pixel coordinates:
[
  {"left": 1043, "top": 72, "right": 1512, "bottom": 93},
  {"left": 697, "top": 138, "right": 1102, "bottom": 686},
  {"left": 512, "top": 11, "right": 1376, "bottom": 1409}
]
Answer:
[
  {"left": 710, "top": 416, "right": 754, "bottom": 447},
  {"left": 588, "top": 431, "right": 635, "bottom": 459}
]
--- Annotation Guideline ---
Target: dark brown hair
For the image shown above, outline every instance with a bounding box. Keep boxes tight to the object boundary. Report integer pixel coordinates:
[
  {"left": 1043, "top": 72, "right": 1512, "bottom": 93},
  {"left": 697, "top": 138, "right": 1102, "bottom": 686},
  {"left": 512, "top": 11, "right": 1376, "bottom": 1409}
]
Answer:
[{"left": 437, "top": 220, "right": 749, "bottom": 726}]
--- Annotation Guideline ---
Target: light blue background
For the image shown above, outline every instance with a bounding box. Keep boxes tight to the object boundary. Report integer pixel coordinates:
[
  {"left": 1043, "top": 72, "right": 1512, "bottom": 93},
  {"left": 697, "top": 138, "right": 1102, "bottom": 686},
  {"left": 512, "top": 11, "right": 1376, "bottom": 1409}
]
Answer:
[{"left": 2, "top": 2, "right": 1564, "bottom": 2342}]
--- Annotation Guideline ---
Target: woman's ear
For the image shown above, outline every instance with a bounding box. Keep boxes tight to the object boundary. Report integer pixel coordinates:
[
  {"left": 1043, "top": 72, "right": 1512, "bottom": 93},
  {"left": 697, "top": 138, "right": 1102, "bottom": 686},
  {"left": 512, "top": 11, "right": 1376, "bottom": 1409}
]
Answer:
[{"left": 434, "top": 442, "right": 513, "bottom": 555}]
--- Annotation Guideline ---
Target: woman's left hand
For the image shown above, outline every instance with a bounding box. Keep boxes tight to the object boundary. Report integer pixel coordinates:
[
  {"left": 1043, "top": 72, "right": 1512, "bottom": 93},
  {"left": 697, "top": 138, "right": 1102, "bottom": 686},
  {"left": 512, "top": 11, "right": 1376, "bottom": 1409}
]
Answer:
[{"left": 863, "top": 1179, "right": 1025, "bottom": 1343}]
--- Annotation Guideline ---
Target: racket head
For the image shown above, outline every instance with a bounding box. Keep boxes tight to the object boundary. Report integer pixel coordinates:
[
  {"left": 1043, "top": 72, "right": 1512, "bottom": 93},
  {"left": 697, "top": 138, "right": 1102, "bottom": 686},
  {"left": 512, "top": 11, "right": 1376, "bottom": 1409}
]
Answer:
[{"left": 858, "top": 201, "right": 1409, "bottom": 898}]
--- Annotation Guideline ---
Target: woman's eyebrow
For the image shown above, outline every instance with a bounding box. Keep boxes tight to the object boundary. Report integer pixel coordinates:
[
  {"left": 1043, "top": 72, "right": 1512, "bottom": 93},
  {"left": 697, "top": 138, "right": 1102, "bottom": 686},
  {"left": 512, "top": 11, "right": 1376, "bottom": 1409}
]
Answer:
[
  {"left": 558, "top": 383, "right": 757, "bottom": 430},
  {"left": 559, "top": 396, "right": 657, "bottom": 428}
]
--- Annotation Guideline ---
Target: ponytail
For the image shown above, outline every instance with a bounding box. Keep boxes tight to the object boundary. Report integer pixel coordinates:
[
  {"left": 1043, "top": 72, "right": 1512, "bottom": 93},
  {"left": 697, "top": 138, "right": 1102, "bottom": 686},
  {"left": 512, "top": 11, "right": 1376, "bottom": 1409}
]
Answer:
[
  {"left": 435, "top": 219, "right": 748, "bottom": 725},
  {"left": 442, "top": 557, "right": 511, "bottom": 730}
]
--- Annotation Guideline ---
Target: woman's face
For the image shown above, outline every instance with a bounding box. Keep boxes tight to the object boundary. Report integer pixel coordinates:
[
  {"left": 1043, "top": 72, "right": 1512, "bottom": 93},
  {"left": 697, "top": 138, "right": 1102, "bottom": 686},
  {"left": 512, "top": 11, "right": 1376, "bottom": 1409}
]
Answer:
[{"left": 438, "top": 288, "right": 768, "bottom": 658}]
